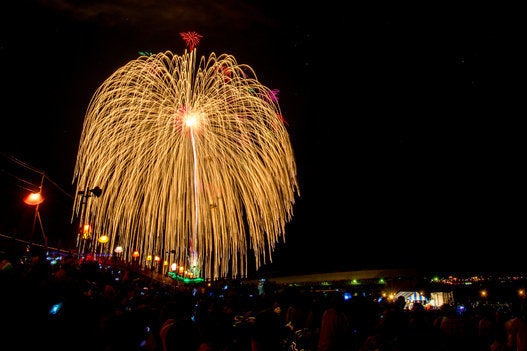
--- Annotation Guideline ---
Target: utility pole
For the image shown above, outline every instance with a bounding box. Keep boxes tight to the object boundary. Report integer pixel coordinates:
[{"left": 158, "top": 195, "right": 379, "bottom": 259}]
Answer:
[{"left": 75, "top": 186, "right": 102, "bottom": 258}]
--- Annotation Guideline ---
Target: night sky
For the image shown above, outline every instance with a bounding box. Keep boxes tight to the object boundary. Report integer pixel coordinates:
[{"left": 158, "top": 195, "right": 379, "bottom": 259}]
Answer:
[{"left": 1, "top": 1, "right": 525, "bottom": 276}]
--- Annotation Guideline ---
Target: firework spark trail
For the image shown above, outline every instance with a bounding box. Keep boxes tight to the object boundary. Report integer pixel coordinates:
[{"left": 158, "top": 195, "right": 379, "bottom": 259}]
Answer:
[{"left": 73, "top": 48, "right": 299, "bottom": 280}]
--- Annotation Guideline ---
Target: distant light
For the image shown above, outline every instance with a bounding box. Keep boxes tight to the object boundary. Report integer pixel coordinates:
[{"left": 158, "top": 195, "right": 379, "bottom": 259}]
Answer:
[
  {"left": 82, "top": 224, "right": 91, "bottom": 239},
  {"left": 114, "top": 246, "right": 123, "bottom": 253},
  {"left": 98, "top": 235, "right": 110, "bottom": 244}
]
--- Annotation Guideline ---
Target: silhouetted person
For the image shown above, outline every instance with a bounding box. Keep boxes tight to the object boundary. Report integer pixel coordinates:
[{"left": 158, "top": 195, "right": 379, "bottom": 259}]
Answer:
[
  {"left": 158, "top": 293, "right": 201, "bottom": 351},
  {"left": 505, "top": 303, "right": 527, "bottom": 351},
  {"left": 318, "top": 294, "right": 351, "bottom": 351},
  {"left": 250, "top": 305, "right": 284, "bottom": 351}
]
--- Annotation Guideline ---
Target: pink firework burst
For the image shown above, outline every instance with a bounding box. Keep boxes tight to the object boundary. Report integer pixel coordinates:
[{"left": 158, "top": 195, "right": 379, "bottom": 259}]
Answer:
[
  {"left": 268, "top": 89, "right": 280, "bottom": 103},
  {"left": 180, "top": 31, "right": 203, "bottom": 51}
]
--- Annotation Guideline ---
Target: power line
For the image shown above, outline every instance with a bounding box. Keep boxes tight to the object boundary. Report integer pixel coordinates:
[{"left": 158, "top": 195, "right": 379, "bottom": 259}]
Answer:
[{"left": 1, "top": 152, "right": 73, "bottom": 199}]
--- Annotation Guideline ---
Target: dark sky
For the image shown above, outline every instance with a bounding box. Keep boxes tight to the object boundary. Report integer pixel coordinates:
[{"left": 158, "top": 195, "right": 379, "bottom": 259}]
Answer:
[{"left": 1, "top": 1, "right": 525, "bottom": 276}]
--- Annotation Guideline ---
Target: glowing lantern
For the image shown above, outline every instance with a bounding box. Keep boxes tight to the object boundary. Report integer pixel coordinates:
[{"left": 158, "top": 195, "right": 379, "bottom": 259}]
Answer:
[
  {"left": 81, "top": 224, "right": 91, "bottom": 239},
  {"left": 98, "top": 235, "right": 110, "bottom": 244}
]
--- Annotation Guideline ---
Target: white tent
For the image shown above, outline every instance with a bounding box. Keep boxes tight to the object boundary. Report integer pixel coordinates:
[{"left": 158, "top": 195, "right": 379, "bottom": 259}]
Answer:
[{"left": 396, "top": 291, "right": 428, "bottom": 305}]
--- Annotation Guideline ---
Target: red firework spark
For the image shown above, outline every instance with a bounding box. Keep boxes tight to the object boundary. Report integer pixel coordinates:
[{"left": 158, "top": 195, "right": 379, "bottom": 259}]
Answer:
[
  {"left": 277, "top": 113, "right": 288, "bottom": 126},
  {"left": 180, "top": 31, "right": 203, "bottom": 51}
]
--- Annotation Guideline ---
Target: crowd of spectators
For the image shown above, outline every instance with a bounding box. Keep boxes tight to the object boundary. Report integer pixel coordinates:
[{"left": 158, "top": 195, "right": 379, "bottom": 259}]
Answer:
[{"left": 1, "top": 251, "right": 526, "bottom": 351}]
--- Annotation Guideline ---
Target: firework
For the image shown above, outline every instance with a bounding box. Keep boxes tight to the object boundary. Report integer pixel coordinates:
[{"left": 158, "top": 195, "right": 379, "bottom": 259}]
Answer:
[{"left": 72, "top": 37, "right": 299, "bottom": 280}]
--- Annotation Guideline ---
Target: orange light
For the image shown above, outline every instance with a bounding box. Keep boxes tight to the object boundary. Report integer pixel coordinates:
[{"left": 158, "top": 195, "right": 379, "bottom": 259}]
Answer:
[
  {"left": 132, "top": 250, "right": 140, "bottom": 258},
  {"left": 24, "top": 192, "right": 44, "bottom": 205},
  {"left": 81, "top": 224, "right": 91, "bottom": 239}
]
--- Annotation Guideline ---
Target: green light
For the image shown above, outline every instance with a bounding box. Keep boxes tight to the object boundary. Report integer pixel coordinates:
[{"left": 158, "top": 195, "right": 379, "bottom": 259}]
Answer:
[{"left": 167, "top": 271, "right": 204, "bottom": 284}]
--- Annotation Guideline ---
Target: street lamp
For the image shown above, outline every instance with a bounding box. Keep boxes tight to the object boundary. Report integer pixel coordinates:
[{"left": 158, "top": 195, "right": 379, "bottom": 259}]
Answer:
[
  {"left": 79, "top": 186, "right": 103, "bottom": 198},
  {"left": 23, "top": 173, "right": 48, "bottom": 250}
]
